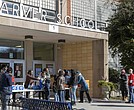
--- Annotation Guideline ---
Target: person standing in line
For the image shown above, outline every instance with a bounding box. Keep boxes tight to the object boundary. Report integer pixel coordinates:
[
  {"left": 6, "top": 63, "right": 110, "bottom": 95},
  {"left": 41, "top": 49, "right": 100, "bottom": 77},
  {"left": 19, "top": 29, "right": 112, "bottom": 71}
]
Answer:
[
  {"left": 64, "top": 69, "right": 71, "bottom": 100},
  {"left": 43, "top": 68, "right": 51, "bottom": 100},
  {"left": 53, "top": 75, "right": 59, "bottom": 102},
  {"left": 24, "top": 70, "right": 39, "bottom": 98},
  {"left": 77, "top": 71, "right": 92, "bottom": 103},
  {"left": 38, "top": 72, "right": 46, "bottom": 99},
  {"left": 128, "top": 68, "right": 134, "bottom": 103},
  {"left": 119, "top": 69, "right": 128, "bottom": 101},
  {"left": 0, "top": 65, "right": 12, "bottom": 110},
  {"left": 69, "top": 69, "right": 78, "bottom": 105},
  {"left": 57, "top": 69, "right": 65, "bottom": 102}
]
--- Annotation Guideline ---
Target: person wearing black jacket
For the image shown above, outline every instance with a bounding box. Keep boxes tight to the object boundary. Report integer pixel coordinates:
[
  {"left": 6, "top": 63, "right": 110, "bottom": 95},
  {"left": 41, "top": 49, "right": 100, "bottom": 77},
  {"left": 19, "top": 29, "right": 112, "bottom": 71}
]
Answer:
[
  {"left": 119, "top": 69, "right": 128, "bottom": 101},
  {"left": 0, "top": 65, "right": 12, "bottom": 110}
]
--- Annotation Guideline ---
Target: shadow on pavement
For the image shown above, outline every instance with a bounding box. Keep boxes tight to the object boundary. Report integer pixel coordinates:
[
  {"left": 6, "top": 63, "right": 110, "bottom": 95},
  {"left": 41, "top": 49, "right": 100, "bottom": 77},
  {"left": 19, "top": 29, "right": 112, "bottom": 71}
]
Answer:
[
  {"left": 92, "top": 104, "right": 134, "bottom": 108},
  {"left": 73, "top": 108, "right": 86, "bottom": 110}
]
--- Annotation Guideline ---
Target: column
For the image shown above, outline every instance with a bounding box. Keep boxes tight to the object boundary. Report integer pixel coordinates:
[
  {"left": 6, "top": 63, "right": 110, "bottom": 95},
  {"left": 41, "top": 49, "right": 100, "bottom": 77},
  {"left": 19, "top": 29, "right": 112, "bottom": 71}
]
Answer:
[
  {"left": 24, "top": 39, "right": 33, "bottom": 72},
  {"left": 92, "top": 39, "right": 108, "bottom": 98}
]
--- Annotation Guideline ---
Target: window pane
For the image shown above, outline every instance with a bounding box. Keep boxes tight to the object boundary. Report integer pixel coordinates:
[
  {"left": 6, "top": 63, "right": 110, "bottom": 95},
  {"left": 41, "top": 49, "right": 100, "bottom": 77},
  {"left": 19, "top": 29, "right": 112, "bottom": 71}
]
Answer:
[
  {"left": 0, "top": 39, "right": 24, "bottom": 59},
  {"left": 33, "top": 42, "right": 54, "bottom": 61}
]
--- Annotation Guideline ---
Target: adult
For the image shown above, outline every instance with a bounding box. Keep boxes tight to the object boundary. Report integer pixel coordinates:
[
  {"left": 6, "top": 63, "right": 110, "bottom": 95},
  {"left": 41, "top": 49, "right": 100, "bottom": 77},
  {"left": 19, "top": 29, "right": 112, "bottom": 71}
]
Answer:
[
  {"left": 0, "top": 65, "right": 12, "bottom": 110},
  {"left": 38, "top": 72, "right": 46, "bottom": 99},
  {"left": 128, "top": 68, "right": 134, "bottom": 103},
  {"left": 24, "top": 70, "right": 38, "bottom": 98},
  {"left": 119, "top": 69, "right": 128, "bottom": 101},
  {"left": 69, "top": 69, "right": 78, "bottom": 105},
  {"left": 43, "top": 68, "right": 51, "bottom": 100},
  {"left": 57, "top": 69, "right": 65, "bottom": 102},
  {"left": 64, "top": 69, "right": 71, "bottom": 100},
  {"left": 53, "top": 75, "right": 59, "bottom": 102},
  {"left": 77, "top": 71, "right": 92, "bottom": 103}
]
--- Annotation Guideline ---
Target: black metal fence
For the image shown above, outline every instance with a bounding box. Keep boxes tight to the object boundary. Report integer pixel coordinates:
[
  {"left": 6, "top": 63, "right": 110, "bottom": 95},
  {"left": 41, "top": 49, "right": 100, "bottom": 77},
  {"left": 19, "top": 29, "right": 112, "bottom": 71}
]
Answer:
[{"left": 0, "top": 97, "right": 72, "bottom": 110}]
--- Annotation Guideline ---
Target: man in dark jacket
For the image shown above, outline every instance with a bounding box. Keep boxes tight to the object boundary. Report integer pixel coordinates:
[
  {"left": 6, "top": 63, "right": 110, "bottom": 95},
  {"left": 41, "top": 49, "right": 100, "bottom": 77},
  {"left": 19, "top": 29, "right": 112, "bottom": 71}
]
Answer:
[
  {"left": 0, "top": 65, "right": 12, "bottom": 110},
  {"left": 119, "top": 69, "right": 128, "bottom": 101}
]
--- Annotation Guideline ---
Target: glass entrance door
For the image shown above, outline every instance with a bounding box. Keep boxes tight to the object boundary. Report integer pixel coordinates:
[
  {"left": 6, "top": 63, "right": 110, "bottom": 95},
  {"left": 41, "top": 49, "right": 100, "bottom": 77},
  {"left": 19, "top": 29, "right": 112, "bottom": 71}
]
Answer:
[
  {"left": 33, "top": 60, "right": 55, "bottom": 77},
  {"left": 0, "top": 59, "right": 25, "bottom": 83}
]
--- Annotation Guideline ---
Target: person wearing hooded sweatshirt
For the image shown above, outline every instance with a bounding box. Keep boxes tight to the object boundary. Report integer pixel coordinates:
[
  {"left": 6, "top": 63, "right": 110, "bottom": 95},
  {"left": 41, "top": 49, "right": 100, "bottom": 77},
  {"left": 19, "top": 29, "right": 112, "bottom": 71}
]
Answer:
[{"left": 77, "top": 71, "right": 92, "bottom": 103}]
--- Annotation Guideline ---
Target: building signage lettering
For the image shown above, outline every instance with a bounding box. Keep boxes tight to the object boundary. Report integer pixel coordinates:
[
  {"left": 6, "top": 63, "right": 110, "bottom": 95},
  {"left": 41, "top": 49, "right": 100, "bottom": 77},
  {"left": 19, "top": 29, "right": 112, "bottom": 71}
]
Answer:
[{"left": 0, "top": 1, "right": 95, "bottom": 29}]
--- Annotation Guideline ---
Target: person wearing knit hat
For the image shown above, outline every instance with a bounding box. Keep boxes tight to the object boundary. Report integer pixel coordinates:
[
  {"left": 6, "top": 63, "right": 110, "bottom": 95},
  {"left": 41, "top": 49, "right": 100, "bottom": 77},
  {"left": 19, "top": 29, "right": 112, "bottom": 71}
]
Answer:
[{"left": 119, "top": 69, "right": 128, "bottom": 101}]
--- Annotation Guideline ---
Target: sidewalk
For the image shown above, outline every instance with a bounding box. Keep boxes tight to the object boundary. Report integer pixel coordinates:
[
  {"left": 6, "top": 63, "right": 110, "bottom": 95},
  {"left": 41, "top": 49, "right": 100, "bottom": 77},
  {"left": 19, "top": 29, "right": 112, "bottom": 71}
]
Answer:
[
  {"left": 1, "top": 98, "right": 134, "bottom": 110},
  {"left": 73, "top": 99, "right": 134, "bottom": 110}
]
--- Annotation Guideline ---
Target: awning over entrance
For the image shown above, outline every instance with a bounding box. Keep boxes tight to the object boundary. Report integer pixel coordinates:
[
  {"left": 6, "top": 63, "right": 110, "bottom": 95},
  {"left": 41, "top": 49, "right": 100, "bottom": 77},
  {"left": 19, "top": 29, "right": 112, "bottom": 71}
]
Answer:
[{"left": 0, "top": 15, "right": 108, "bottom": 43}]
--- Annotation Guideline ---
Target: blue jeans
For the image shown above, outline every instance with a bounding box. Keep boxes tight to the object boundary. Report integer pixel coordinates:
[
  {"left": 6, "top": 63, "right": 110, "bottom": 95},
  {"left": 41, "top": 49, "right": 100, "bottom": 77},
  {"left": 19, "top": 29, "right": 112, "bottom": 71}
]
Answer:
[
  {"left": 129, "top": 86, "right": 134, "bottom": 103},
  {"left": 54, "top": 93, "right": 59, "bottom": 102},
  {"left": 1, "top": 91, "right": 10, "bottom": 110},
  {"left": 70, "top": 85, "right": 77, "bottom": 102},
  {"left": 58, "top": 90, "right": 65, "bottom": 102}
]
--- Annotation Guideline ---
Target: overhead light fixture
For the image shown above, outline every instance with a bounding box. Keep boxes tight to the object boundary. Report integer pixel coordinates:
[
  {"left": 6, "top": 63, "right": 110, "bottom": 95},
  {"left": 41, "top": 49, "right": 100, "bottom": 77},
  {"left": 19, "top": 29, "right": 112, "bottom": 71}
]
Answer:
[
  {"left": 16, "top": 45, "right": 22, "bottom": 48},
  {"left": 58, "top": 39, "right": 66, "bottom": 43},
  {"left": 25, "top": 35, "right": 33, "bottom": 40}
]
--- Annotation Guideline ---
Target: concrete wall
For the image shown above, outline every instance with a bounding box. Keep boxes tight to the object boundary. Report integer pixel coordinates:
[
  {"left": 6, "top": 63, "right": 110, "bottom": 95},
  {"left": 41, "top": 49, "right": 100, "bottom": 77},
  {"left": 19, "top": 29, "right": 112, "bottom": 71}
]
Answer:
[{"left": 92, "top": 39, "right": 108, "bottom": 98}]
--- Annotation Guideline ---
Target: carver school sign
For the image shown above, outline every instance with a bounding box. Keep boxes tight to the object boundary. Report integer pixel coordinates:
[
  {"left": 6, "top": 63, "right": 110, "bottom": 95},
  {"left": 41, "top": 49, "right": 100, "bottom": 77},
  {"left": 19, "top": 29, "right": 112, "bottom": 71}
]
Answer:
[{"left": 0, "top": 1, "right": 95, "bottom": 29}]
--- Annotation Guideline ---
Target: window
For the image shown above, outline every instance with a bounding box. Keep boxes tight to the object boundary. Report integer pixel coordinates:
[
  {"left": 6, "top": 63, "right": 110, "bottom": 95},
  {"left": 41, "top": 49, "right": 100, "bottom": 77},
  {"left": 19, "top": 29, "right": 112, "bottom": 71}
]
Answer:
[
  {"left": 23, "top": 0, "right": 40, "bottom": 7},
  {"left": 41, "top": 0, "right": 56, "bottom": 10},
  {"left": 0, "top": 39, "right": 24, "bottom": 59},
  {"left": 33, "top": 42, "right": 54, "bottom": 61}
]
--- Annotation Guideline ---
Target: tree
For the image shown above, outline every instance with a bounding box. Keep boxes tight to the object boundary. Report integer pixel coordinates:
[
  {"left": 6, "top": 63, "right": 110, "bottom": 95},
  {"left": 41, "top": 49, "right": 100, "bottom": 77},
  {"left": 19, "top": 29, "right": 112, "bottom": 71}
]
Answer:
[
  {"left": 107, "top": 0, "right": 134, "bottom": 69},
  {"left": 109, "top": 68, "right": 120, "bottom": 83}
]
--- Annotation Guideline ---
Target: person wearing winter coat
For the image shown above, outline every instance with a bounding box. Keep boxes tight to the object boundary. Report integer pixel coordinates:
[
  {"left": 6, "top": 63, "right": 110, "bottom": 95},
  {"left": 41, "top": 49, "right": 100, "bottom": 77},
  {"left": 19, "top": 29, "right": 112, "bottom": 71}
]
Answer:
[
  {"left": 119, "top": 69, "right": 128, "bottom": 101},
  {"left": 43, "top": 68, "right": 51, "bottom": 100},
  {"left": 69, "top": 69, "right": 78, "bottom": 105},
  {"left": 53, "top": 75, "right": 59, "bottom": 102},
  {"left": 0, "top": 65, "right": 13, "bottom": 110},
  {"left": 77, "top": 71, "right": 92, "bottom": 103},
  {"left": 64, "top": 69, "right": 71, "bottom": 100},
  {"left": 57, "top": 69, "right": 65, "bottom": 102}
]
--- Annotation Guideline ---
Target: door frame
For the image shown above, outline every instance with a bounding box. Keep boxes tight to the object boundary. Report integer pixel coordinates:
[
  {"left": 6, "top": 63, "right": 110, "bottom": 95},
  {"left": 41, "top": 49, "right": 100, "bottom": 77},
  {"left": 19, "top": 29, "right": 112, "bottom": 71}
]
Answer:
[
  {"left": 33, "top": 60, "right": 55, "bottom": 77},
  {"left": 0, "top": 59, "right": 25, "bottom": 83}
]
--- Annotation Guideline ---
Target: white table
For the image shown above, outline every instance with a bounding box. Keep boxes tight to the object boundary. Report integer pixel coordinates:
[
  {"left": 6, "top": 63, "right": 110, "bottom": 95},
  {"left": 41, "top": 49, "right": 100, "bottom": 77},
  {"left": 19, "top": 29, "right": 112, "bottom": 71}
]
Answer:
[{"left": 12, "top": 89, "right": 44, "bottom": 101}]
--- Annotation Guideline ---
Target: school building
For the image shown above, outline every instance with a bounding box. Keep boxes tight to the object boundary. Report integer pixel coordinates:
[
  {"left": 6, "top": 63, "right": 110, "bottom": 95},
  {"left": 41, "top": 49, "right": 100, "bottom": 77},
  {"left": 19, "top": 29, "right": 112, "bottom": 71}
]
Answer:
[{"left": 0, "top": 0, "right": 114, "bottom": 98}]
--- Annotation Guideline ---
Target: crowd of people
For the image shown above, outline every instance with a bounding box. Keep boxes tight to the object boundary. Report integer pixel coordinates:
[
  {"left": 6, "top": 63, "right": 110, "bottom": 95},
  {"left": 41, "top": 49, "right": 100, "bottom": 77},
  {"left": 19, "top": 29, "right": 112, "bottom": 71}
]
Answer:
[
  {"left": 24, "top": 68, "right": 92, "bottom": 105},
  {"left": 119, "top": 68, "right": 134, "bottom": 103},
  {"left": 0, "top": 65, "right": 92, "bottom": 109}
]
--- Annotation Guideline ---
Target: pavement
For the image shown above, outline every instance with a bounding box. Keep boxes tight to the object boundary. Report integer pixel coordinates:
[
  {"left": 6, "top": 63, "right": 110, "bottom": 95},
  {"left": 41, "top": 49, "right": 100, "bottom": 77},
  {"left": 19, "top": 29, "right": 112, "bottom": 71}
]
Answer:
[{"left": 72, "top": 99, "right": 134, "bottom": 110}]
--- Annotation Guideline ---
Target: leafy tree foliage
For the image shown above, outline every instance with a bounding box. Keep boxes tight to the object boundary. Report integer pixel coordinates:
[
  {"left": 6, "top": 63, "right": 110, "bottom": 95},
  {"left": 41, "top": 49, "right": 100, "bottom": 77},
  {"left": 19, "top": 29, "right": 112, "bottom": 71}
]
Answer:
[
  {"left": 107, "top": 0, "right": 134, "bottom": 69},
  {"left": 109, "top": 68, "right": 120, "bottom": 83}
]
